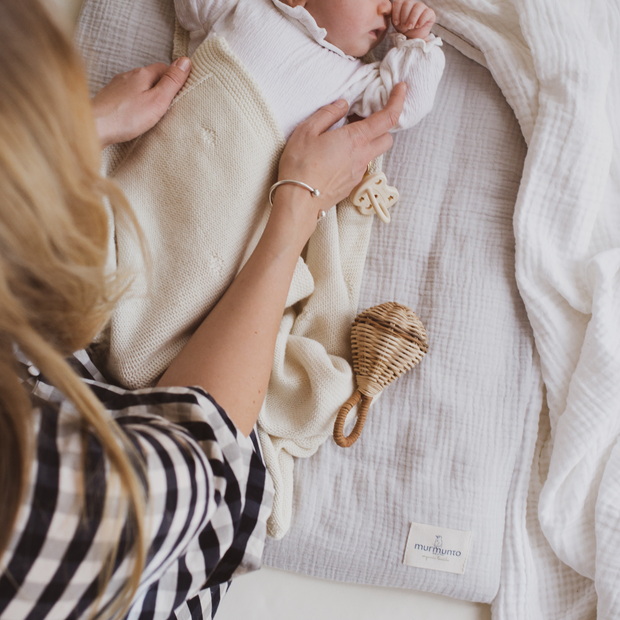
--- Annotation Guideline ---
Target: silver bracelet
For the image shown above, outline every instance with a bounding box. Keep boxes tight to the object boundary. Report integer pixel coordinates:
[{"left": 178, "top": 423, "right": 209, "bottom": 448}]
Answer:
[
  {"left": 268, "top": 180, "right": 321, "bottom": 206},
  {"left": 269, "top": 180, "right": 326, "bottom": 220}
]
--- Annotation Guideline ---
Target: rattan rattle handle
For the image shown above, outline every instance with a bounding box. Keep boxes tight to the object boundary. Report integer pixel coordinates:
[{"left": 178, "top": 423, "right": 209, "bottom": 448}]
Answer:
[{"left": 333, "top": 390, "right": 373, "bottom": 448}]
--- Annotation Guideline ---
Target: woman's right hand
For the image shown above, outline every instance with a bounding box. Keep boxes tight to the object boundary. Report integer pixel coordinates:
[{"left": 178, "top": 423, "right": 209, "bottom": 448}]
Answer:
[
  {"left": 273, "top": 82, "right": 407, "bottom": 243},
  {"left": 92, "top": 58, "right": 191, "bottom": 149}
]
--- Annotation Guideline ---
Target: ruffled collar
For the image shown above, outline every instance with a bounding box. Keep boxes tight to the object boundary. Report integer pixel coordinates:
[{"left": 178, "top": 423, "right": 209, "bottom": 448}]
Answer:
[{"left": 271, "top": 0, "right": 357, "bottom": 60}]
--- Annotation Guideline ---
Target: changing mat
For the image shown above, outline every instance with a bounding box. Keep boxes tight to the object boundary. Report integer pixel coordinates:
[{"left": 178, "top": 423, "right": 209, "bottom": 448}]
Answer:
[{"left": 263, "top": 40, "right": 539, "bottom": 604}]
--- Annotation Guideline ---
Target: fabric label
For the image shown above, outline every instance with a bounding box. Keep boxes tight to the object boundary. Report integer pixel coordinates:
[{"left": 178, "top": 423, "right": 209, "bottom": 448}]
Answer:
[{"left": 403, "top": 522, "right": 472, "bottom": 574}]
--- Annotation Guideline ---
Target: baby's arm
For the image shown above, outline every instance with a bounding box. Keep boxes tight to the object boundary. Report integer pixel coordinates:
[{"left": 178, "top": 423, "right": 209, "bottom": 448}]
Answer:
[
  {"left": 346, "top": 35, "right": 445, "bottom": 132},
  {"left": 173, "top": 0, "right": 237, "bottom": 37}
]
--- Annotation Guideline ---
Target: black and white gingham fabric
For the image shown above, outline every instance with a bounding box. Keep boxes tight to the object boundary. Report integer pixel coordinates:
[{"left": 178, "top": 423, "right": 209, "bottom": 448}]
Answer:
[{"left": 0, "top": 349, "right": 273, "bottom": 620}]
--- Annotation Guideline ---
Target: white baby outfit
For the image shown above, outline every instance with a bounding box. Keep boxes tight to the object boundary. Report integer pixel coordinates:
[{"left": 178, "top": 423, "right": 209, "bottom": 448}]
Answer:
[{"left": 174, "top": 0, "right": 445, "bottom": 138}]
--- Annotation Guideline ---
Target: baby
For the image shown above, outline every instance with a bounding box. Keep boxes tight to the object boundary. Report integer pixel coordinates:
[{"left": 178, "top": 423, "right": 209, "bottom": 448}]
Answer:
[{"left": 174, "top": 0, "right": 445, "bottom": 138}]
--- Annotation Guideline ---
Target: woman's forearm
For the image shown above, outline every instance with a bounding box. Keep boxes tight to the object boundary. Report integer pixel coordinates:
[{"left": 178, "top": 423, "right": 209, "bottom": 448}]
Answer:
[{"left": 157, "top": 186, "right": 315, "bottom": 435}]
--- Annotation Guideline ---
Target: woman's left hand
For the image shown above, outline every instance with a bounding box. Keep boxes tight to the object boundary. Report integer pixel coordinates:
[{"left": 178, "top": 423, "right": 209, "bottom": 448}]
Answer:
[
  {"left": 274, "top": 82, "right": 406, "bottom": 242},
  {"left": 92, "top": 57, "right": 191, "bottom": 148}
]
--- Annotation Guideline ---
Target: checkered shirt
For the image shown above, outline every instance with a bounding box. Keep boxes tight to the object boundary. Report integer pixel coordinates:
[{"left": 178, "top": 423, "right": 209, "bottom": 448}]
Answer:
[{"left": 0, "top": 349, "right": 273, "bottom": 619}]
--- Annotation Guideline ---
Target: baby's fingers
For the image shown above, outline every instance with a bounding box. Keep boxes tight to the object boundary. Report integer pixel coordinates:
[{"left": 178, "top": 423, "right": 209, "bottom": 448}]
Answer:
[
  {"left": 415, "top": 7, "right": 436, "bottom": 29},
  {"left": 391, "top": 0, "right": 405, "bottom": 26},
  {"left": 393, "top": 0, "right": 417, "bottom": 27},
  {"left": 402, "top": 2, "right": 427, "bottom": 31}
]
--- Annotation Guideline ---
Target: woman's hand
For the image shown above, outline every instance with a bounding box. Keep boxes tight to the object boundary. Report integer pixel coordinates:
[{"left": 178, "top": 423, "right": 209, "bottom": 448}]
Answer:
[
  {"left": 272, "top": 82, "right": 407, "bottom": 243},
  {"left": 92, "top": 58, "right": 191, "bottom": 149}
]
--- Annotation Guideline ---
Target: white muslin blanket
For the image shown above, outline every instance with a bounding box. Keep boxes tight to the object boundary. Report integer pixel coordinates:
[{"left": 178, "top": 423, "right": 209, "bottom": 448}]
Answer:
[{"left": 432, "top": 1, "right": 620, "bottom": 618}]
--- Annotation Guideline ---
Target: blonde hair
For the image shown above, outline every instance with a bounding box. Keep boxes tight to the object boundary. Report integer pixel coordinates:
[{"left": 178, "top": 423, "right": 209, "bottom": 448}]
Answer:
[{"left": 0, "top": 0, "right": 147, "bottom": 617}]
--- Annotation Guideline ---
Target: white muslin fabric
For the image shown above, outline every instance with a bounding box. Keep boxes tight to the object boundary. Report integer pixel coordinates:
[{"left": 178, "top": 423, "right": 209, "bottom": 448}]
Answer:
[{"left": 426, "top": 1, "right": 620, "bottom": 618}]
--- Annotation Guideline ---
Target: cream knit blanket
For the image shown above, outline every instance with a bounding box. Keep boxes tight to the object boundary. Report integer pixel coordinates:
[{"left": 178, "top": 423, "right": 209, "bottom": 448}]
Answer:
[{"left": 101, "top": 35, "right": 375, "bottom": 538}]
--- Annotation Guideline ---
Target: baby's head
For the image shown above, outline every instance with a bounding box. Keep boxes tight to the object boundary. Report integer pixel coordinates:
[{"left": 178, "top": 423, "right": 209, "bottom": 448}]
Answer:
[{"left": 286, "top": 0, "right": 392, "bottom": 58}]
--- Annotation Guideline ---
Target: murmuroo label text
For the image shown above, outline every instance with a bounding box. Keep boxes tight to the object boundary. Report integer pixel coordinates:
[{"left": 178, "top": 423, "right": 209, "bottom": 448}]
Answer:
[{"left": 403, "top": 521, "right": 472, "bottom": 574}]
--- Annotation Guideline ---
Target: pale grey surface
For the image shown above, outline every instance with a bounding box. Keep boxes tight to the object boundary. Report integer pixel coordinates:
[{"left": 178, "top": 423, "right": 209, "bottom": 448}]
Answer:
[
  {"left": 75, "top": 0, "right": 176, "bottom": 95},
  {"left": 217, "top": 567, "right": 492, "bottom": 620},
  {"left": 263, "top": 42, "right": 536, "bottom": 605}
]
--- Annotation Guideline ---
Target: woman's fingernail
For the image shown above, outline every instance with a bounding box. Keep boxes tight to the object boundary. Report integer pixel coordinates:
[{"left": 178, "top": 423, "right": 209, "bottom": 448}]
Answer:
[
  {"left": 174, "top": 57, "right": 191, "bottom": 71},
  {"left": 334, "top": 99, "right": 348, "bottom": 109}
]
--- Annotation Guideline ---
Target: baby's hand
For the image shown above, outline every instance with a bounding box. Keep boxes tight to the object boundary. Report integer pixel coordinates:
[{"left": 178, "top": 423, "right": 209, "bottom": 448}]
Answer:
[{"left": 391, "top": 1, "right": 436, "bottom": 41}]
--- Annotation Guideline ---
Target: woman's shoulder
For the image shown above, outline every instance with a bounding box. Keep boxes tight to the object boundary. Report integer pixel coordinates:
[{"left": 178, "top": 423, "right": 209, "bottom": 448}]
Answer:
[{"left": 27, "top": 348, "right": 269, "bottom": 517}]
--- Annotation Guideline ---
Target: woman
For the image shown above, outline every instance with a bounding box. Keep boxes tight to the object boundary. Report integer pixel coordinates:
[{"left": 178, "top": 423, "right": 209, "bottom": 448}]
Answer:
[{"left": 0, "top": 0, "right": 404, "bottom": 618}]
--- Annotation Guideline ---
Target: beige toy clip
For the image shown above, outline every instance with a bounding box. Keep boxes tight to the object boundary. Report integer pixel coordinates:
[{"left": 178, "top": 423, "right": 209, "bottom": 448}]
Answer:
[{"left": 349, "top": 170, "right": 399, "bottom": 223}]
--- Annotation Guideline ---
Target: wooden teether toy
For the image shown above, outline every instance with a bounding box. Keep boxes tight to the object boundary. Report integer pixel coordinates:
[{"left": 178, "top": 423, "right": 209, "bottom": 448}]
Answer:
[
  {"left": 333, "top": 302, "right": 429, "bottom": 448},
  {"left": 349, "top": 171, "right": 399, "bottom": 224}
]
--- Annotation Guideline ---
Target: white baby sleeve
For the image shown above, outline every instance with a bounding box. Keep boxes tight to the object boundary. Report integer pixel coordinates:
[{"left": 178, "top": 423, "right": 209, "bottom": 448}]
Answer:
[
  {"left": 173, "top": 0, "right": 237, "bottom": 36},
  {"left": 347, "top": 34, "right": 445, "bottom": 131}
]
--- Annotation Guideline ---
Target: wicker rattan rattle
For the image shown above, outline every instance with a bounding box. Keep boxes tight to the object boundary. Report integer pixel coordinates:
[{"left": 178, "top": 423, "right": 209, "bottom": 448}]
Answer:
[{"left": 333, "top": 302, "right": 429, "bottom": 448}]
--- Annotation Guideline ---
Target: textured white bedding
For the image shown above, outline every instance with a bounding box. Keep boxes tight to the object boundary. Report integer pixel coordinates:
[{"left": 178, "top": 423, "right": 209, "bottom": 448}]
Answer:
[{"left": 428, "top": 3, "right": 620, "bottom": 618}]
